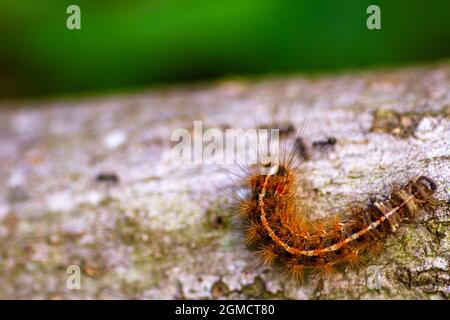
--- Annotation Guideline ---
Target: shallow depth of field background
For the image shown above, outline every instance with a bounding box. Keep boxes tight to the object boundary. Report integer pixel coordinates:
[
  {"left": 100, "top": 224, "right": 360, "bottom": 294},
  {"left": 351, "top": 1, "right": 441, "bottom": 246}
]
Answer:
[{"left": 0, "top": 0, "right": 449, "bottom": 99}]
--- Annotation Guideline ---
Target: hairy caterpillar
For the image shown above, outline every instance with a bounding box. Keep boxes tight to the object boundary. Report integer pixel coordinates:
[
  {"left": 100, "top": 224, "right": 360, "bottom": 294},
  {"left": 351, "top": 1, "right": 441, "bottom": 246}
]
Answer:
[{"left": 237, "top": 137, "right": 439, "bottom": 281}]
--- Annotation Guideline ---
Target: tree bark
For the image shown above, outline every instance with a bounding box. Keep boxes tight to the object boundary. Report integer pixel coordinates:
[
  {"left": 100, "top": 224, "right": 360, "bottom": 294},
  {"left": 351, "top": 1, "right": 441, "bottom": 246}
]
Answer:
[{"left": 0, "top": 63, "right": 449, "bottom": 299}]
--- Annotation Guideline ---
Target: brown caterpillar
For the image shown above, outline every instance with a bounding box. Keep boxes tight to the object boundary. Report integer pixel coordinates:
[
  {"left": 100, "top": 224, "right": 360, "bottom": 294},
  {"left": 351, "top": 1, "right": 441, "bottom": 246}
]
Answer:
[{"left": 238, "top": 149, "right": 439, "bottom": 281}]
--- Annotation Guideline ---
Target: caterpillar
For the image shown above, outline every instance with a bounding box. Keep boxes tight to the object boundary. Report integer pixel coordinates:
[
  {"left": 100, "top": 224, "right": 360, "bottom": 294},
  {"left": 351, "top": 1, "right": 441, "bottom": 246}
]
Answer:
[{"left": 237, "top": 138, "right": 439, "bottom": 281}]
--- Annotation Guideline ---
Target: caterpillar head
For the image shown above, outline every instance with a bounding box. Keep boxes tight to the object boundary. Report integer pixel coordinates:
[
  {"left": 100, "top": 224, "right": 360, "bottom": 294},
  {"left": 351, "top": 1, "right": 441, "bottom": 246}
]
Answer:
[{"left": 408, "top": 176, "right": 437, "bottom": 203}]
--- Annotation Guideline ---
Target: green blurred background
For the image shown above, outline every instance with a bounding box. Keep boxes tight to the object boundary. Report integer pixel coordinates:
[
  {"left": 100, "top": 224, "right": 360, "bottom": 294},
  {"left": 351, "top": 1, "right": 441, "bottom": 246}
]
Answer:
[{"left": 0, "top": 0, "right": 449, "bottom": 99}]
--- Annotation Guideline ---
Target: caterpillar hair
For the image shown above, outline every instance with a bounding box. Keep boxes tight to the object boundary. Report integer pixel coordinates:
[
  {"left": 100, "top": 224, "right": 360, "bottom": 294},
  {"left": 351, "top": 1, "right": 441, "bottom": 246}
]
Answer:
[{"left": 237, "top": 134, "right": 439, "bottom": 282}]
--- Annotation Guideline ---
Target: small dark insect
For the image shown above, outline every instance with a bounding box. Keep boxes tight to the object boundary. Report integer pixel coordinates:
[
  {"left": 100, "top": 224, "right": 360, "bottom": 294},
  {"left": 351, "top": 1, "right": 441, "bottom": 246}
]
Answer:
[
  {"left": 278, "top": 123, "right": 296, "bottom": 137},
  {"left": 258, "top": 122, "right": 296, "bottom": 138},
  {"left": 95, "top": 172, "right": 120, "bottom": 184},
  {"left": 211, "top": 215, "right": 225, "bottom": 228},
  {"left": 294, "top": 137, "right": 310, "bottom": 161},
  {"left": 312, "top": 137, "right": 337, "bottom": 149}
]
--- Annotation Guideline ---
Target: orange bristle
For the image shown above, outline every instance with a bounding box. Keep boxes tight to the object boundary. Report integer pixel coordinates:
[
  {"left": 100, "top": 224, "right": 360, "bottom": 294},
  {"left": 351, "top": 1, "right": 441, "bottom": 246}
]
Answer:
[
  {"left": 259, "top": 245, "right": 278, "bottom": 266},
  {"left": 343, "top": 249, "right": 364, "bottom": 270},
  {"left": 238, "top": 199, "right": 257, "bottom": 218},
  {"left": 244, "top": 221, "right": 262, "bottom": 245},
  {"left": 314, "top": 262, "right": 335, "bottom": 278},
  {"left": 284, "top": 260, "right": 305, "bottom": 283}
]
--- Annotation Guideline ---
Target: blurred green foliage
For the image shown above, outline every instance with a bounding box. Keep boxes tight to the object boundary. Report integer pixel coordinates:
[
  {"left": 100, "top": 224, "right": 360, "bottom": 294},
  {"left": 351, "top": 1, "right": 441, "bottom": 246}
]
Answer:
[{"left": 0, "top": 0, "right": 449, "bottom": 98}]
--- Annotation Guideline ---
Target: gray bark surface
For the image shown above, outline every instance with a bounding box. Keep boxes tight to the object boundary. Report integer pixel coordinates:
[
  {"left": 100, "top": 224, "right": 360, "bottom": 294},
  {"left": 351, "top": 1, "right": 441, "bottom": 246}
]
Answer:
[{"left": 0, "top": 63, "right": 449, "bottom": 299}]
